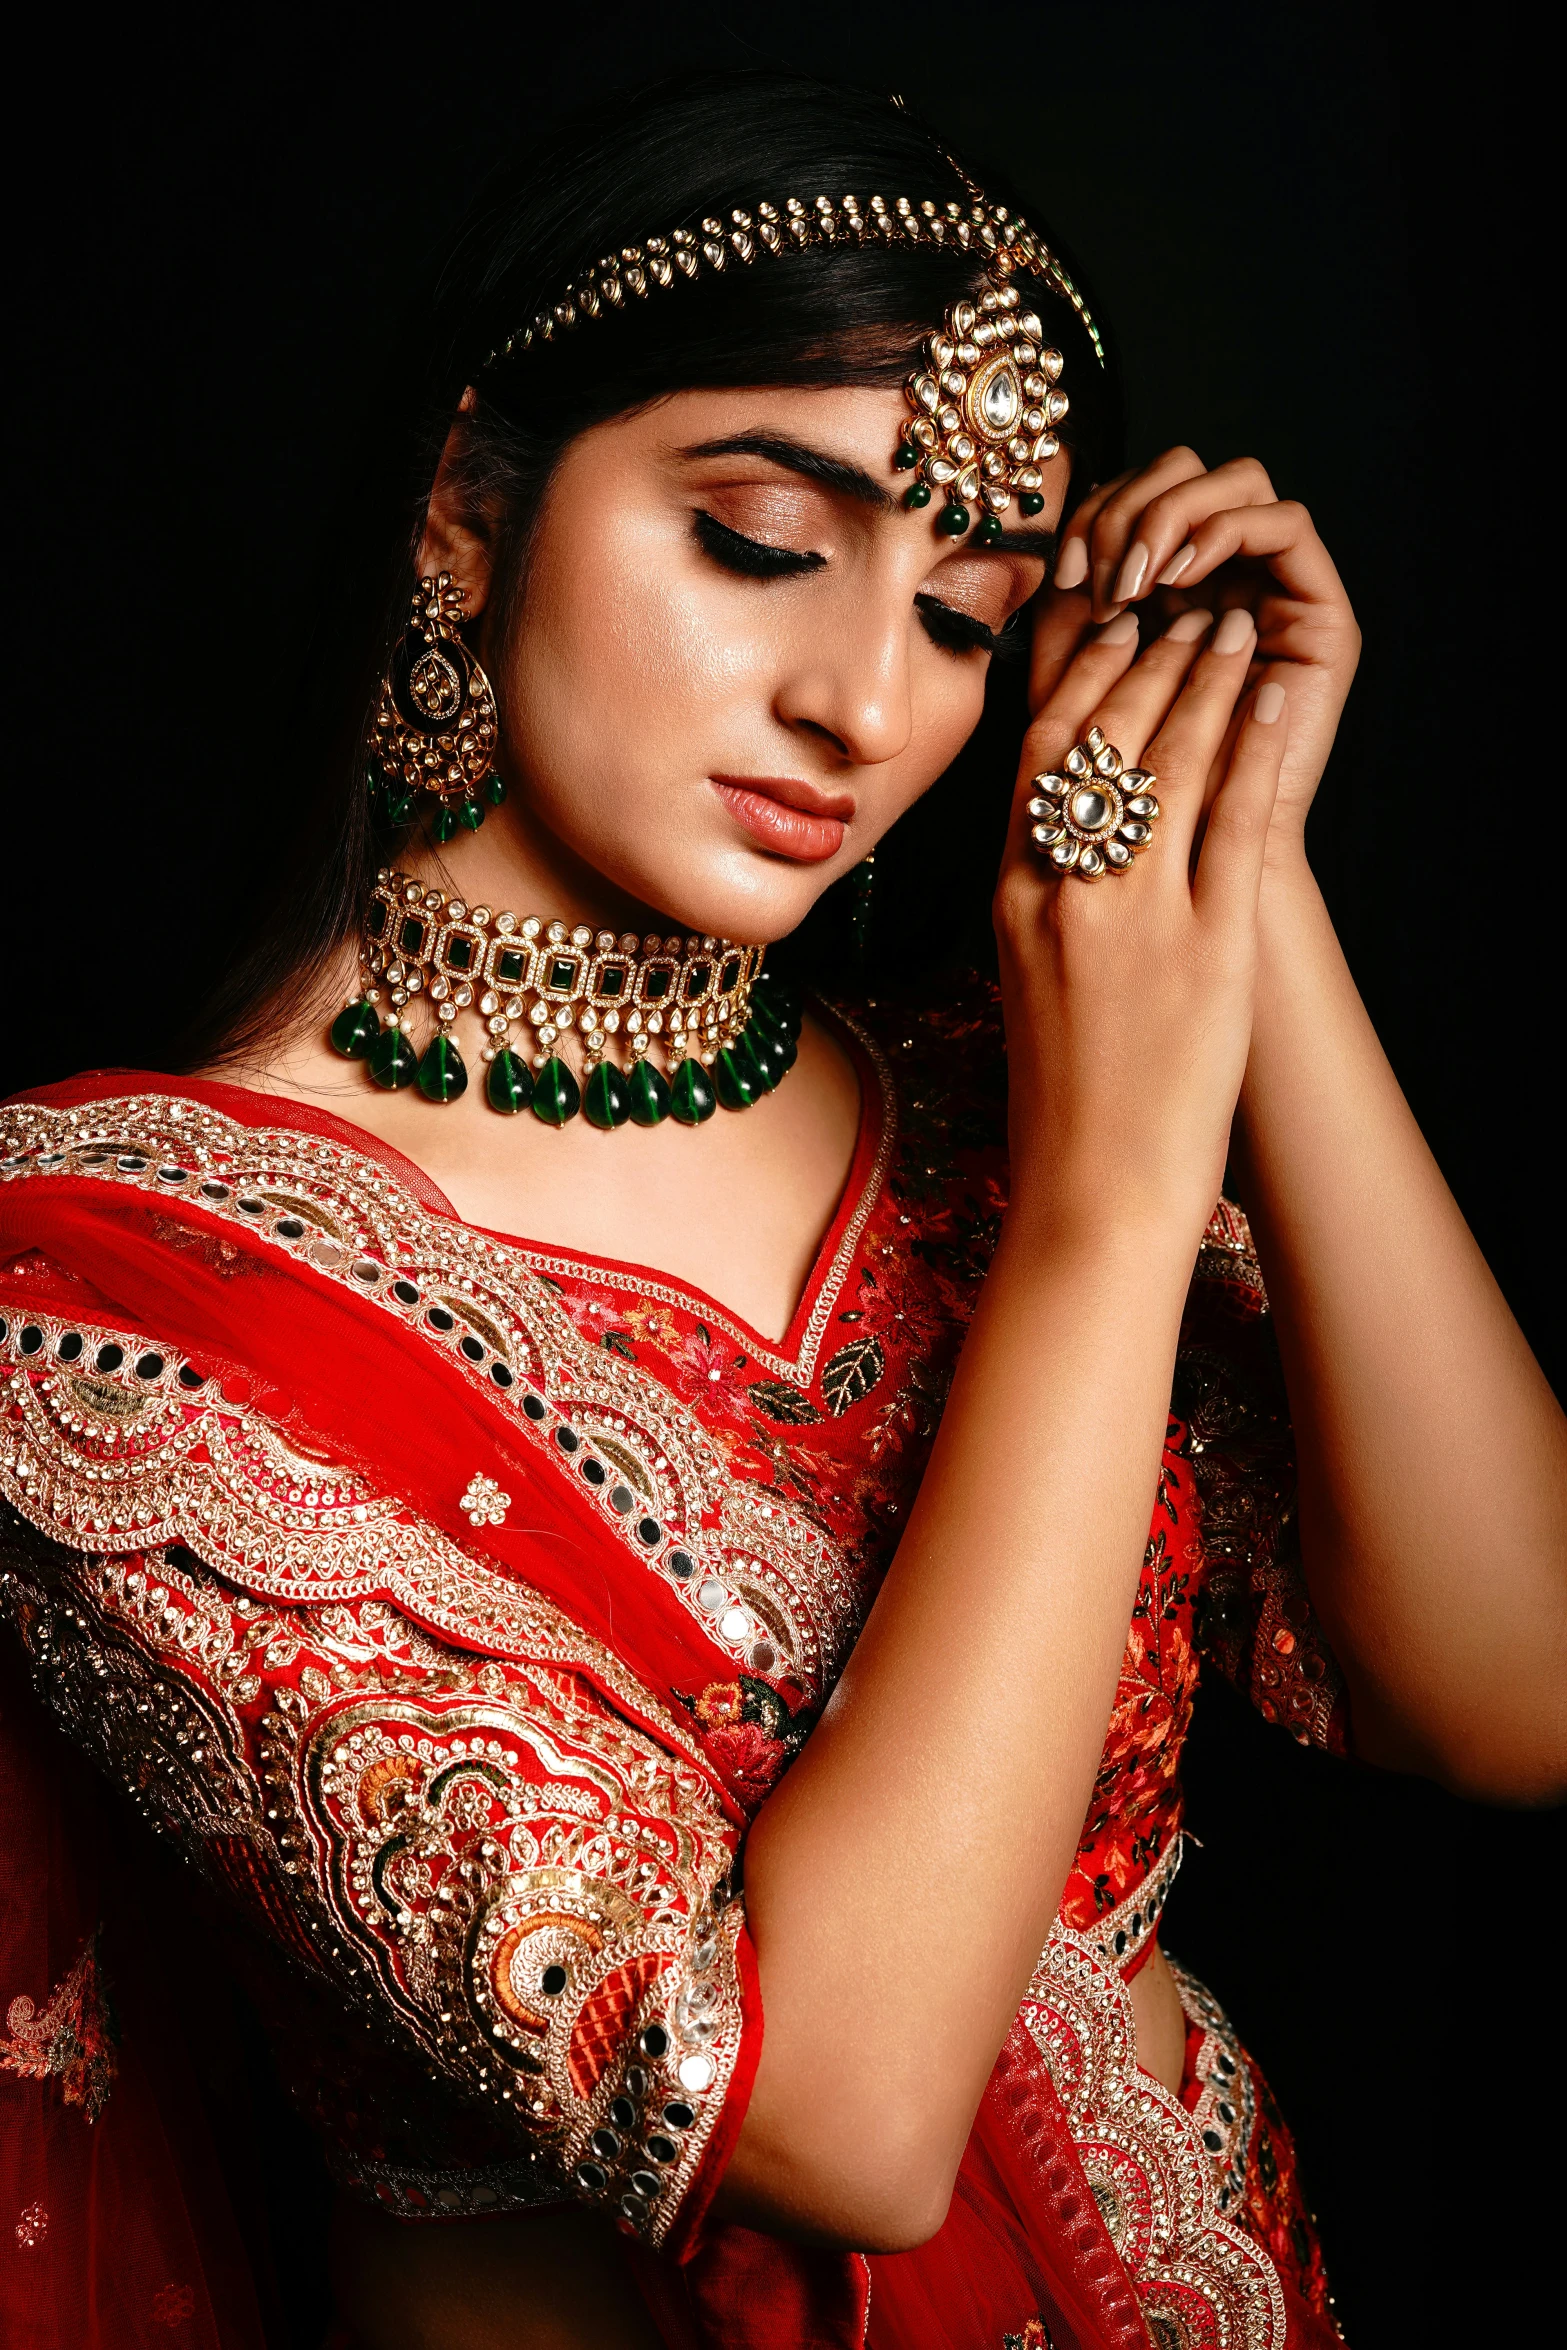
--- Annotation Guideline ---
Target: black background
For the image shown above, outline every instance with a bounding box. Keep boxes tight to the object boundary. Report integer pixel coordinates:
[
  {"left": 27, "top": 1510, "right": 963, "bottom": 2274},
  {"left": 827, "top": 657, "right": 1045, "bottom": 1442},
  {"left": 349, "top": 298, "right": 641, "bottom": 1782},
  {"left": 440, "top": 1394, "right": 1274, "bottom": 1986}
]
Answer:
[{"left": 7, "top": 5, "right": 1558, "bottom": 2343}]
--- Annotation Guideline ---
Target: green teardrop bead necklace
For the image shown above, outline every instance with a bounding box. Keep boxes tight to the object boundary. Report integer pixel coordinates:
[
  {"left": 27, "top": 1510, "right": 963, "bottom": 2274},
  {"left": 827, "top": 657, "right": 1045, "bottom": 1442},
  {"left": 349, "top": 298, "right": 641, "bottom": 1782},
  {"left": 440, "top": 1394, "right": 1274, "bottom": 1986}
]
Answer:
[{"left": 330, "top": 869, "right": 800, "bottom": 1130}]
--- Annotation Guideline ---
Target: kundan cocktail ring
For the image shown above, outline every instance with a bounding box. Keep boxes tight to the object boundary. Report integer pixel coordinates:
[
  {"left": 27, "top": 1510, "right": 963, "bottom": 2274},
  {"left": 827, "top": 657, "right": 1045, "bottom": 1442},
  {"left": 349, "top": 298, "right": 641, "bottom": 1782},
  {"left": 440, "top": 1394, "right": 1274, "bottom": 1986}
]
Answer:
[{"left": 1027, "top": 727, "right": 1161, "bottom": 878}]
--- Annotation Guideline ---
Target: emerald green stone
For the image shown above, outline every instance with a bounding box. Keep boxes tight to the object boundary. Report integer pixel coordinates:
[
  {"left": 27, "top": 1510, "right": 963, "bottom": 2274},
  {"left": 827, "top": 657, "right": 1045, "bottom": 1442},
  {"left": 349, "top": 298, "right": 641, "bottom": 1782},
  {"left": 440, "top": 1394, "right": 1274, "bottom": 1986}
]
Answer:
[
  {"left": 385, "top": 788, "right": 415, "bottom": 828},
  {"left": 486, "top": 1049, "right": 534, "bottom": 1114},
  {"left": 627, "top": 1059, "right": 671, "bottom": 1127},
  {"left": 714, "top": 1046, "right": 758, "bottom": 1112},
  {"left": 736, "top": 1028, "right": 777, "bottom": 1091},
  {"left": 416, "top": 1031, "right": 468, "bottom": 1103},
  {"left": 483, "top": 772, "right": 508, "bottom": 807},
  {"left": 977, "top": 515, "right": 1004, "bottom": 546},
  {"left": 330, "top": 999, "right": 379, "bottom": 1059},
  {"left": 1020, "top": 492, "right": 1046, "bottom": 517},
  {"left": 458, "top": 797, "right": 484, "bottom": 833},
  {"left": 583, "top": 1061, "right": 631, "bottom": 1130},
  {"left": 669, "top": 1058, "right": 717, "bottom": 1126},
  {"left": 936, "top": 502, "right": 971, "bottom": 538},
  {"left": 903, "top": 481, "right": 931, "bottom": 510},
  {"left": 531, "top": 1055, "right": 581, "bottom": 1127},
  {"left": 432, "top": 804, "right": 460, "bottom": 844},
  {"left": 895, "top": 443, "right": 918, "bottom": 469},
  {"left": 368, "top": 1025, "right": 418, "bottom": 1090}
]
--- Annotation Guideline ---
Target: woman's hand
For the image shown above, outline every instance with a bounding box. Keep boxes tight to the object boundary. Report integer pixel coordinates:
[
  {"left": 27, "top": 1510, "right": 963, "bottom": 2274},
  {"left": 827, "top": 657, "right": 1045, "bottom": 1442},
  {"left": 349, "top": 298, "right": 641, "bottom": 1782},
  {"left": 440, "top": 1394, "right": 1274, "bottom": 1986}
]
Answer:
[
  {"left": 998, "top": 597, "right": 1288, "bottom": 1247},
  {"left": 1032, "top": 449, "right": 1359, "bottom": 851}
]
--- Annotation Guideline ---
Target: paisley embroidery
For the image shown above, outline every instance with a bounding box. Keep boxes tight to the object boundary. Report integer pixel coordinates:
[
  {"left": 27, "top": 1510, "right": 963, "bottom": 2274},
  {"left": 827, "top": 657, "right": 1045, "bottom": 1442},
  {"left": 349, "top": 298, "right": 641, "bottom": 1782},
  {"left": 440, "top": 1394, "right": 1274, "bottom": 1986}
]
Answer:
[{"left": 0, "top": 1933, "right": 118, "bottom": 2122}]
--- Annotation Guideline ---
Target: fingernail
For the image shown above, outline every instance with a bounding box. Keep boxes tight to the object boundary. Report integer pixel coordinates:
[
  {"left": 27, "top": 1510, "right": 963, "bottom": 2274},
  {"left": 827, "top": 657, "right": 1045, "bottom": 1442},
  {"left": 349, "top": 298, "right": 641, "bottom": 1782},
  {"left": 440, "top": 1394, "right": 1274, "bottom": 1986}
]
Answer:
[
  {"left": 1254, "top": 681, "right": 1287, "bottom": 724},
  {"left": 1157, "top": 546, "right": 1196, "bottom": 588},
  {"left": 1164, "top": 607, "right": 1212, "bottom": 643},
  {"left": 1053, "top": 539, "right": 1088, "bottom": 589},
  {"left": 1097, "top": 611, "right": 1139, "bottom": 646},
  {"left": 1112, "top": 542, "right": 1149, "bottom": 602},
  {"left": 1212, "top": 608, "right": 1255, "bottom": 656}
]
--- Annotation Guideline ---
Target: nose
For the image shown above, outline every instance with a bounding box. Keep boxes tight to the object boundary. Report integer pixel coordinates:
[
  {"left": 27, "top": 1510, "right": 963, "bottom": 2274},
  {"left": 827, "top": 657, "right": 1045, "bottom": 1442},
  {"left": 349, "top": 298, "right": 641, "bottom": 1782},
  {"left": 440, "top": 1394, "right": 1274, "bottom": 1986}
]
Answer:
[{"left": 772, "top": 594, "right": 913, "bottom": 770}]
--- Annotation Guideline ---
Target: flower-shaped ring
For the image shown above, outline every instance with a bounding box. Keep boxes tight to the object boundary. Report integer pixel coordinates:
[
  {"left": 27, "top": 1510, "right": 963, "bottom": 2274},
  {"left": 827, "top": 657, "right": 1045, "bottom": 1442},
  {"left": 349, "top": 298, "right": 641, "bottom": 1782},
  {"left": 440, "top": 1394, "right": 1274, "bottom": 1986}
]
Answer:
[{"left": 1027, "top": 726, "right": 1161, "bottom": 879}]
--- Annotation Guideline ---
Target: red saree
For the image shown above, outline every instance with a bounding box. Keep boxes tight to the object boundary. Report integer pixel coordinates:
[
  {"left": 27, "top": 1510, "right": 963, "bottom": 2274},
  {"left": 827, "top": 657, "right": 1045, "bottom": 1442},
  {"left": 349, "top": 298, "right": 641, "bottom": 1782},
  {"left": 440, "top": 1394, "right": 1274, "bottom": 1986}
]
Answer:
[{"left": 0, "top": 992, "right": 1345, "bottom": 2348}]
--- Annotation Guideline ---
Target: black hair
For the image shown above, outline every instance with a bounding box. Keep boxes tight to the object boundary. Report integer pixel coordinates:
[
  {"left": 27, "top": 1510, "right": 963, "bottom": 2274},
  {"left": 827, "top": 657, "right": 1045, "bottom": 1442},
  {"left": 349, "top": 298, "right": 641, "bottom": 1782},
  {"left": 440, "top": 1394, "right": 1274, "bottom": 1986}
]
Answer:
[{"left": 178, "top": 69, "right": 1121, "bottom": 1072}]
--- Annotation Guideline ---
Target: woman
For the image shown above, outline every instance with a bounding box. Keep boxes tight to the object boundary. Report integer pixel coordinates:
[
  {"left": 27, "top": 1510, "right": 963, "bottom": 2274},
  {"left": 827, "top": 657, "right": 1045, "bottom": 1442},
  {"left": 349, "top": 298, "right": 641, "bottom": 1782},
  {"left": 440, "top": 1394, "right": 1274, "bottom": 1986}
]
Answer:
[{"left": 2, "top": 69, "right": 1562, "bottom": 2350}]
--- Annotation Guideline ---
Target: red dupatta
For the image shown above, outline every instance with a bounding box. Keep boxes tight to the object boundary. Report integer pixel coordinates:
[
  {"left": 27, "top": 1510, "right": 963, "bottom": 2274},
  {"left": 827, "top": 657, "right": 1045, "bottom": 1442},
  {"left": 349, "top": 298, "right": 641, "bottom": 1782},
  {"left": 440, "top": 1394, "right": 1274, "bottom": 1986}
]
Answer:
[{"left": 1, "top": 1070, "right": 1298, "bottom": 2350}]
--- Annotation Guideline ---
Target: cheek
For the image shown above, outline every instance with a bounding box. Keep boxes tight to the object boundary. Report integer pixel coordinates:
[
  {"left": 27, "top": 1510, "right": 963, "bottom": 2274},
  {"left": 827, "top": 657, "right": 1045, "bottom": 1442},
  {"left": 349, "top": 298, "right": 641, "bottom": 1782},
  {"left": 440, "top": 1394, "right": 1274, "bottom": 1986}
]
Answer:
[{"left": 507, "top": 507, "right": 768, "bottom": 774}]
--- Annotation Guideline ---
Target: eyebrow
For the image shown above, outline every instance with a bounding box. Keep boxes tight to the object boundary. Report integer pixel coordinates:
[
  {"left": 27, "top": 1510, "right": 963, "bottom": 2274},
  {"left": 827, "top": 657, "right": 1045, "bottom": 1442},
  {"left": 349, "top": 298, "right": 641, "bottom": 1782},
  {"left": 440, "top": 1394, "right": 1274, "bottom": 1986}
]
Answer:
[{"left": 677, "top": 430, "right": 1058, "bottom": 560}]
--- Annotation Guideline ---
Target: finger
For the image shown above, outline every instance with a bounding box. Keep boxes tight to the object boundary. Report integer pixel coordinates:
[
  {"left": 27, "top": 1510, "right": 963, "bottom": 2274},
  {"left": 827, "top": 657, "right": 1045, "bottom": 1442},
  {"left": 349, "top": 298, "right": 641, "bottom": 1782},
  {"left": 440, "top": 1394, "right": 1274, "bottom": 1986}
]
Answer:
[
  {"left": 1141, "top": 607, "right": 1260, "bottom": 871},
  {"left": 1028, "top": 585, "right": 1097, "bottom": 715},
  {"left": 1083, "top": 446, "right": 1209, "bottom": 618},
  {"left": 1049, "top": 466, "right": 1139, "bottom": 595},
  {"left": 1136, "top": 498, "right": 1349, "bottom": 615},
  {"left": 1031, "top": 606, "right": 1216, "bottom": 790},
  {"left": 1096, "top": 457, "right": 1279, "bottom": 613},
  {"left": 1192, "top": 682, "right": 1288, "bottom": 922},
  {"left": 1009, "top": 612, "right": 1142, "bottom": 851}
]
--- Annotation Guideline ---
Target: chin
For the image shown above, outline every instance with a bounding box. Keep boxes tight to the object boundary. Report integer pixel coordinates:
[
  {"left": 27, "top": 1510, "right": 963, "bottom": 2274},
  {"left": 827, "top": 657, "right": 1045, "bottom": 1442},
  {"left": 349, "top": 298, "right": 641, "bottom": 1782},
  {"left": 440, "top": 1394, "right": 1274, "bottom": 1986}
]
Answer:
[{"left": 595, "top": 837, "right": 852, "bottom": 949}]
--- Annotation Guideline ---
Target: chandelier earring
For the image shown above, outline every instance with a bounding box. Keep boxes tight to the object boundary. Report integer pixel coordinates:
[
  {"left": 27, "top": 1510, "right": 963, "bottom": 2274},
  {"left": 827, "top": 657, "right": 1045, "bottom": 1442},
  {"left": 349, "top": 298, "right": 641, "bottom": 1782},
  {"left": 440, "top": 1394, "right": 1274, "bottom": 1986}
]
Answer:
[{"left": 367, "top": 572, "right": 504, "bottom": 840}]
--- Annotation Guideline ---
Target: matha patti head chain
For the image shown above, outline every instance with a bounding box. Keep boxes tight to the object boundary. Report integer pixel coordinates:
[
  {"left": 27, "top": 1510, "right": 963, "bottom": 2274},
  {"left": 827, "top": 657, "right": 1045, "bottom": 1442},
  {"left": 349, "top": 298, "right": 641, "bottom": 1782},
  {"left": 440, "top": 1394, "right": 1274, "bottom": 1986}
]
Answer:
[{"left": 330, "top": 871, "right": 801, "bottom": 1131}]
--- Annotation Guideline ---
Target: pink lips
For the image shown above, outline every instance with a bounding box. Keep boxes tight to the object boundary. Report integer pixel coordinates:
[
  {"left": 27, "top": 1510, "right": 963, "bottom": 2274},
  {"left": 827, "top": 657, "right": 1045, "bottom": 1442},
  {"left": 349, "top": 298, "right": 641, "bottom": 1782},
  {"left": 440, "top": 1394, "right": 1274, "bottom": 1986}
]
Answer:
[{"left": 711, "top": 776, "right": 854, "bottom": 863}]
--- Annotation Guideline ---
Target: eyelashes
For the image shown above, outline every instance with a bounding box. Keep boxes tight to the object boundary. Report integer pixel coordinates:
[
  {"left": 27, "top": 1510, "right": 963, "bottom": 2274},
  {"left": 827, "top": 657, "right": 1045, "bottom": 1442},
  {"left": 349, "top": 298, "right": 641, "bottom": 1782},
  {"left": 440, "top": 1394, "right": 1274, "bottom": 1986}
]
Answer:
[
  {"left": 691, "top": 510, "right": 1011, "bottom": 659},
  {"left": 692, "top": 510, "right": 826, "bottom": 580}
]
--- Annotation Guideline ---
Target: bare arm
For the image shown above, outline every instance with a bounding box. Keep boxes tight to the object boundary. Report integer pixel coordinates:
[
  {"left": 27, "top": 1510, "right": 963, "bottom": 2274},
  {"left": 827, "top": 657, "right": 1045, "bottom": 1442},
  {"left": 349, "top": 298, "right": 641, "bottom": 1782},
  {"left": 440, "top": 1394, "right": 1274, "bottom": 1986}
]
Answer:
[
  {"left": 1059, "top": 448, "right": 1567, "bottom": 1802},
  {"left": 1232, "top": 860, "right": 1567, "bottom": 1797},
  {"left": 720, "top": 595, "right": 1286, "bottom": 2246}
]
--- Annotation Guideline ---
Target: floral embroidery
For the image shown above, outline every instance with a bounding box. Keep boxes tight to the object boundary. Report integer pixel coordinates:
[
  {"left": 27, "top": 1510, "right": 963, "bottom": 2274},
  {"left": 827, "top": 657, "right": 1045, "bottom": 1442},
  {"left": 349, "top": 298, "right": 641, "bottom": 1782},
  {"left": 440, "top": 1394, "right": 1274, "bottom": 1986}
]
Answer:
[
  {"left": 151, "top": 2283, "right": 197, "bottom": 2326},
  {"left": 460, "top": 1473, "right": 510, "bottom": 1527},
  {"left": 14, "top": 2200, "right": 48, "bottom": 2249},
  {"left": 676, "top": 1676, "right": 813, "bottom": 1807},
  {"left": 0, "top": 1932, "right": 117, "bottom": 2121}
]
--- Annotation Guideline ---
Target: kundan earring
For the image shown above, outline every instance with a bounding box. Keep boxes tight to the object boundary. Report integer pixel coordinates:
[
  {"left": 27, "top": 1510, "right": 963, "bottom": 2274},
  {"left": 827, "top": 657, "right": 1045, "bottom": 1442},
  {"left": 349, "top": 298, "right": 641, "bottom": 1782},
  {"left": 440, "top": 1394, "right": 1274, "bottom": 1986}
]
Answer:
[{"left": 367, "top": 572, "right": 504, "bottom": 839}]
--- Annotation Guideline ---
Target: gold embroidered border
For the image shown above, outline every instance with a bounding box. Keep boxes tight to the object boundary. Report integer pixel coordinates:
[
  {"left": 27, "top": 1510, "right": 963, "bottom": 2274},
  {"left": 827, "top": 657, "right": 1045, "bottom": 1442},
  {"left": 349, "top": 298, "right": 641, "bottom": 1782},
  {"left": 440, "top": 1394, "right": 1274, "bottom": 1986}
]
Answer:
[
  {"left": 1020, "top": 1924, "right": 1286, "bottom": 2349},
  {"left": 0, "top": 1096, "right": 871, "bottom": 1698}
]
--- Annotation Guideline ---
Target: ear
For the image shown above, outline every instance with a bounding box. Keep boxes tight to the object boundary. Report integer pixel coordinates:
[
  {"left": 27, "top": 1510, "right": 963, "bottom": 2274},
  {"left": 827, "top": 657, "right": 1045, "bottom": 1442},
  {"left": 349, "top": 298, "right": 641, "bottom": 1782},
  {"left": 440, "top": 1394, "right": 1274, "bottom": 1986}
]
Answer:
[{"left": 417, "top": 388, "right": 495, "bottom": 616}]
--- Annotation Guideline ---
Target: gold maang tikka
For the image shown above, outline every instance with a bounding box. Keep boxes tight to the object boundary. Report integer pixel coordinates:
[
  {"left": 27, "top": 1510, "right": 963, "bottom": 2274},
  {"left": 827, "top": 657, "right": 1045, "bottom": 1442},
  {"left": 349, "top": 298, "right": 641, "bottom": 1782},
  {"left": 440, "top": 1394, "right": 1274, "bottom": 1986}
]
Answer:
[{"left": 481, "top": 192, "right": 1098, "bottom": 538}]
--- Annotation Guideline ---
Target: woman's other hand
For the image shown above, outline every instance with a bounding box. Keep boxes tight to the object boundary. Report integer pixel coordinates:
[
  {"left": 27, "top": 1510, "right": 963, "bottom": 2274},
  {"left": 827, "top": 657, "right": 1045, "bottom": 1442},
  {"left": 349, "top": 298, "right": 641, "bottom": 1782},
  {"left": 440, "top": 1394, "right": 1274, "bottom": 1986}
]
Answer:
[{"left": 1034, "top": 448, "right": 1358, "bottom": 853}]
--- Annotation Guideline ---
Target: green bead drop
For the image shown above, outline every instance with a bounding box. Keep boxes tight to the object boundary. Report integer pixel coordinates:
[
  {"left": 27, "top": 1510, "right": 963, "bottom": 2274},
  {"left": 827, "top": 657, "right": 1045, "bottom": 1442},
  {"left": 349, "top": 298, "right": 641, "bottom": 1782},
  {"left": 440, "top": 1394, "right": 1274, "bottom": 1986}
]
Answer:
[
  {"left": 936, "top": 502, "right": 971, "bottom": 538},
  {"left": 531, "top": 1055, "right": 581, "bottom": 1127},
  {"left": 734, "top": 1029, "right": 776, "bottom": 1092},
  {"left": 384, "top": 787, "right": 415, "bottom": 829},
  {"left": 627, "top": 1058, "right": 671, "bottom": 1127},
  {"left": 458, "top": 797, "right": 484, "bottom": 833},
  {"left": 1019, "top": 492, "right": 1046, "bottom": 517},
  {"left": 903, "top": 481, "right": 932, "bottom": 510},
  {"left": 977, "top": 515, "right": 1005, "bottom": 546},
  {"left": 894, "top": 444, "right": 919, "bottom": 470},
  {"left": 714, "top": 1046, "right": 758, "bottom": 1112},
  {"left": 330, "top": 999, "right": 379, "bottom": 1060},
  {"left": 432, "top": 804, "right": 460, "bottom": 844},
  {"left": 583, "top": 1061, "right": 632, "bottom": 1130},
  {"left": 483, "top": 772, "right": 508, "bottom": 807},
  {"left": 367, "top": 1025, "right": 419, "bottom": 1090},
  {"left": 486, "top": 1048, "right": 534, "bottom": 1114},
  {"left": 669, "top": 1058, "right": 717, "bottom": 1126},
  {"left": 416, "top": 1030, "right": 468, "bottom": 1104}
]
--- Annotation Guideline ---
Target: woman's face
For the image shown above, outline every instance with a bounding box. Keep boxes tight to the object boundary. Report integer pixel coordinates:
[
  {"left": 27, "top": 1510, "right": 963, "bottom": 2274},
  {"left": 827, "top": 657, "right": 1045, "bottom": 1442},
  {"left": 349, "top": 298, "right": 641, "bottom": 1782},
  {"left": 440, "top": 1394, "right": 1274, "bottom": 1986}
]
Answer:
[{"left": 464, "top": 384, "right": 1066, "bottom": 942}]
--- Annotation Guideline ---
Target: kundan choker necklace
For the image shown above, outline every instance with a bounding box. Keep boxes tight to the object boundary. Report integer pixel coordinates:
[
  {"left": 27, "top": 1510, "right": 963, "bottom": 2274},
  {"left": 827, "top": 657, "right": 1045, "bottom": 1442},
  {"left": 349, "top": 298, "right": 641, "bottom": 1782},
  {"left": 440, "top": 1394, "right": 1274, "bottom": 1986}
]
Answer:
[{"left": 329, "top": 869, "right": 800, "bottom": 1130}]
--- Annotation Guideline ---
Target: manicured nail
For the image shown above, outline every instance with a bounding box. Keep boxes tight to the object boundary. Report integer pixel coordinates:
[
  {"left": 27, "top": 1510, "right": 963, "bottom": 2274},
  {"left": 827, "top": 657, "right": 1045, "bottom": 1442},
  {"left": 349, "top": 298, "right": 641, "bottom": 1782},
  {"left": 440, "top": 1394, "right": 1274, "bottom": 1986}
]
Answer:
[
  {"left": 1164, "top": 607, "right": 1212, "bottom": 643},
  {"left": 1053, "top": 539, "right": 1088, "bottom": 589},
  {"left": 1254, "top": 681, "right": 1287, "bottom": 724},
  {"left": 1097, "top": 611, "right": 1139, "bottom": 646},
  {"left": 1212, "top": 608, "right": 1255, "bottom": 656},
  {"left": 1112, "top": 542, "right": 1149, "bottom": 602},
  {"left": 1157, "top": 546, "right": 1196, "bottom": 588}
]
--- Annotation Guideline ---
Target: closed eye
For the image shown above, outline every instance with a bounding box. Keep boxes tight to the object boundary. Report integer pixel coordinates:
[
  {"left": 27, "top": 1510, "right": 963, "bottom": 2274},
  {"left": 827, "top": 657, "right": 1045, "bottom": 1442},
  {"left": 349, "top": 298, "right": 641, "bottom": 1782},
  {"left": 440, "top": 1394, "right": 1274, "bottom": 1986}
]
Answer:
[
  {"left": 915, "top": 595, "right": 1022, "bottom": 661},
  {"left": 693, "top": 510, "right": 825, "bottom": 578}
]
